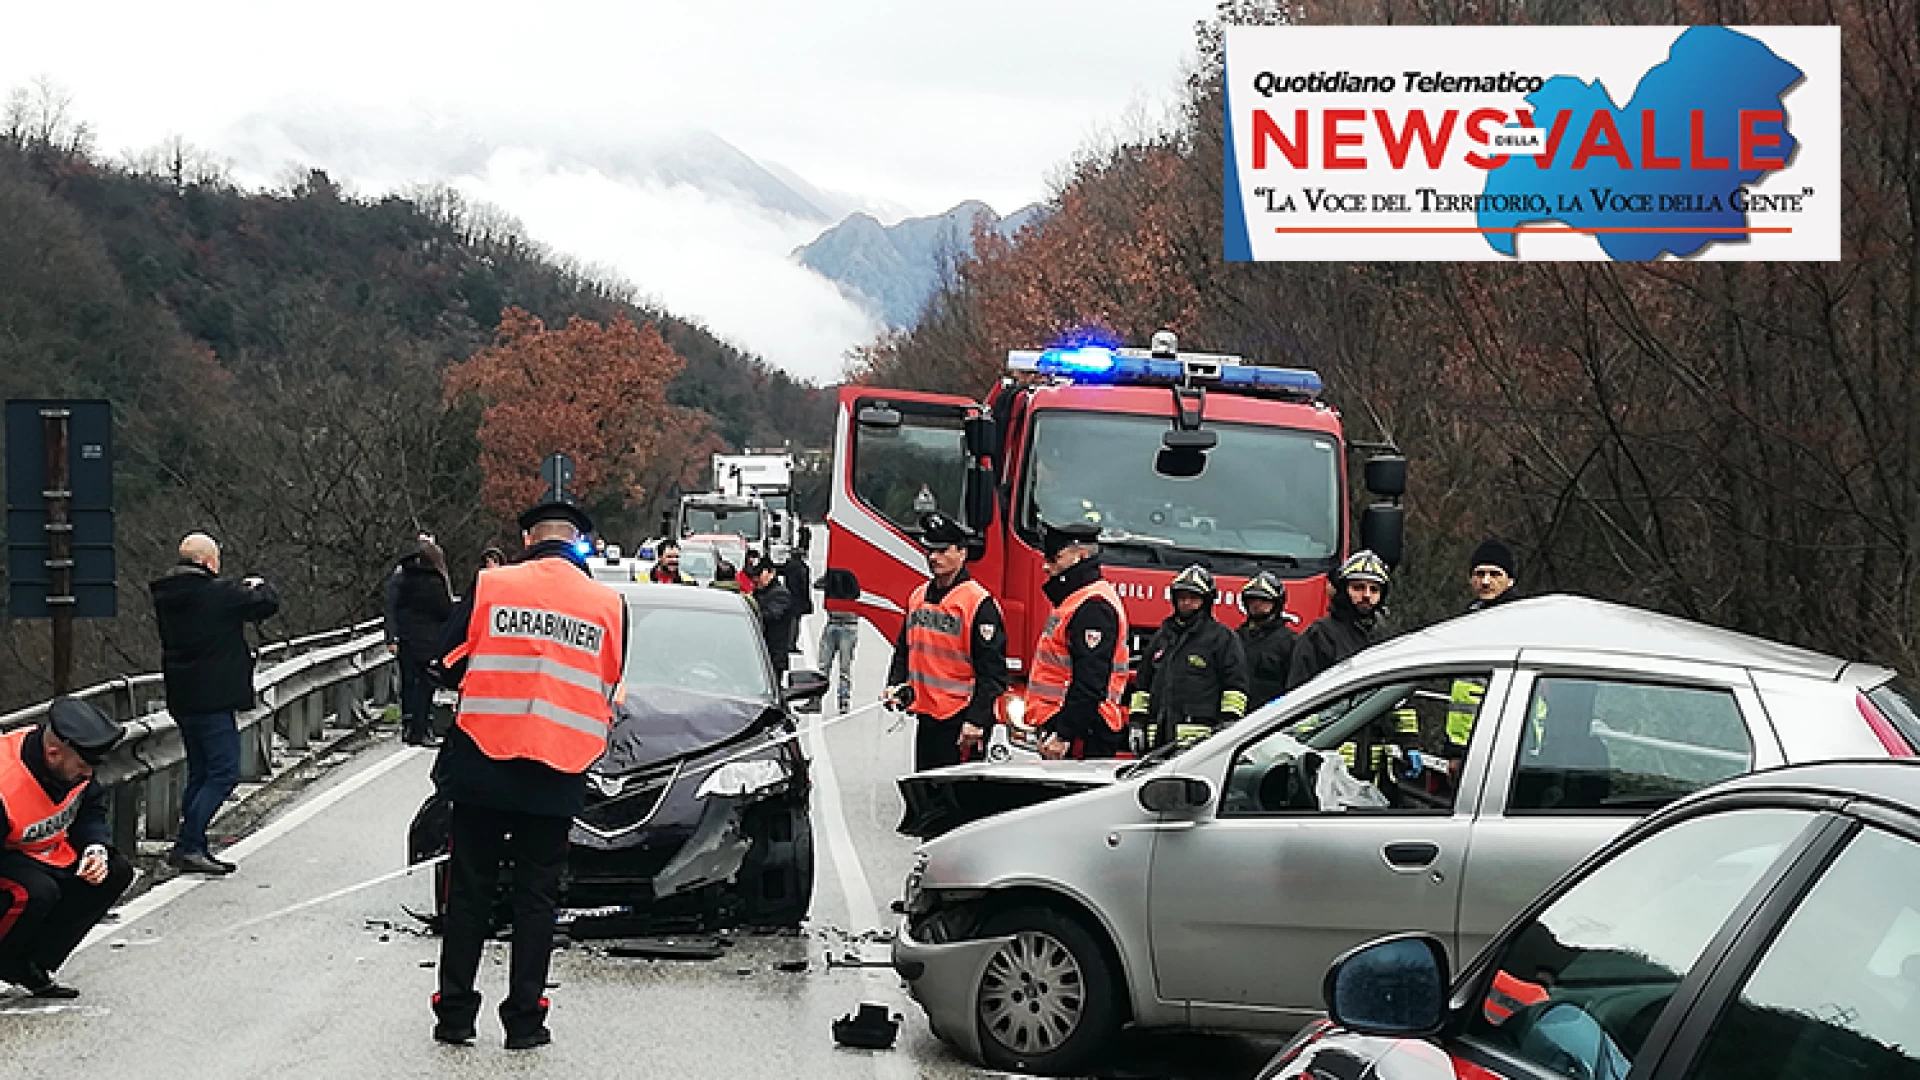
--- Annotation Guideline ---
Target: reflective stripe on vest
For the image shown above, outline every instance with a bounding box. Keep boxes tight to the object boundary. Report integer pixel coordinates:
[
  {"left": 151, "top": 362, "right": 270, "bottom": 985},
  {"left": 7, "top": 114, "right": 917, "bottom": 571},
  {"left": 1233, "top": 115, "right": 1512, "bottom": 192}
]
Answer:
[
  {"left": 1026, "top": 579, "right": 1130, "bottom": 733},
  {"left": 0, "top": 729, "right": 83, "bottom": 867},
  {"left": 454, "top": 558, "right": 625, "bottom": 774},
  {"left": 1448, "top": 678, "right": 1485, "bottom": 746},
  {"left": 904, "top": 579, "right": 990, "bottom": 720}
]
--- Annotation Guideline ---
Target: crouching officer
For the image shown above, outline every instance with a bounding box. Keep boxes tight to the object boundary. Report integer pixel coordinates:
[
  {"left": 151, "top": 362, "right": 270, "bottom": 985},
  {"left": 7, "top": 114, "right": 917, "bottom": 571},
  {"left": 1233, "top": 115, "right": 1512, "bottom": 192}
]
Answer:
[
  {"left": 428, "top": 499, "right": 629, "bottom": 1051},
  {"left": 1027, "top": 521, "right": 1131, "bottom": 760},
  {"left": 1131, "top": 565, "right": 1249, "bottom": 752},
  {"left": 0, "top": 698, "right": 131, "bottom": 999},
  {"left": 1237, "top": 571, "right": 1297, "bottom": 711},
  {"left": 885, "top": 513, "right": 1008, "bottom": 770}
]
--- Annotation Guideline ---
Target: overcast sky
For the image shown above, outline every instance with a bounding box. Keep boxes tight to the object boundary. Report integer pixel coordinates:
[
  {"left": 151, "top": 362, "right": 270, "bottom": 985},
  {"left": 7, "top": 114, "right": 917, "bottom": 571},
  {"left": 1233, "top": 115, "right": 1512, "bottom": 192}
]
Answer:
[{"left": 2, "top": 1, "right": 1217, "bottom": 381}]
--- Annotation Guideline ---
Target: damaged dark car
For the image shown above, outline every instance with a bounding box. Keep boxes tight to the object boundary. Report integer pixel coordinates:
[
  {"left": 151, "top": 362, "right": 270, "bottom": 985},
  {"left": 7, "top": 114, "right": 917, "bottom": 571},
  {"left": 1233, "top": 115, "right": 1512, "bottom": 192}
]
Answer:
[{"left": 409, "top": 584, "right": 826, "bottom": 935}]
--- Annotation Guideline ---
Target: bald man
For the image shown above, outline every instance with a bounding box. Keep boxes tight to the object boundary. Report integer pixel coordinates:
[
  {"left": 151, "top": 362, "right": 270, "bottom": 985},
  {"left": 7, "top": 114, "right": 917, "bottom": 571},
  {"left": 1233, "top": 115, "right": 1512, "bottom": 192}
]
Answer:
[{"left": 150, "top": 533, "right": 280, "bottom": 875}]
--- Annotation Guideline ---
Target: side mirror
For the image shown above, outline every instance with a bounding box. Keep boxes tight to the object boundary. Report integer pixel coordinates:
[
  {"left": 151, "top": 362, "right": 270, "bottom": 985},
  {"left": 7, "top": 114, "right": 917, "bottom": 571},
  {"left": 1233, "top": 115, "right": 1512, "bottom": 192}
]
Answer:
[
  {"left": 964, "top": 468, "right": 997, "bottom": 556},
  {"left": 964, "top": 414, "right": 997, "bottom": 458},
  {"left": 1138, "top": 775, "right": 1213, "bottom": 814},
  {"left": 781, "top": 668, "right": 830, "bottom": 705},
  {"left": 1360, "top": 504, "right": 1405, "bottom": 567},
  {"left": 858, "top": 404, "right": 903, "bottom": 429},
  {"left": 1364, "top": 455, "right": 1408, "bottom": 498},
  {"left": 1324, "top": 933, "right": 1450, "bottom": 1038}
]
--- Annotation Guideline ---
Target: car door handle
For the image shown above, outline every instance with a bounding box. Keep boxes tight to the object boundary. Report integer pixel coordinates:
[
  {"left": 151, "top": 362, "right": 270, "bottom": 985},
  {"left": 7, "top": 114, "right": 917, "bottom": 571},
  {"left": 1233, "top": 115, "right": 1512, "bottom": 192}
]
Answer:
[{"left": 1382, "top": 841, "right": 1440, "bottom": 870}]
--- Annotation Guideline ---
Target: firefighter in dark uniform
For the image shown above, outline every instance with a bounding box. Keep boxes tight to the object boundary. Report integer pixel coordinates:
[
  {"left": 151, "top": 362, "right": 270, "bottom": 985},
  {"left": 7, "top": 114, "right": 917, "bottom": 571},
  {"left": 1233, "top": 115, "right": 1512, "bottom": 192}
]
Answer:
[
  {"left": 1237, "top": 571, "right": 1297, "bottom": 710},
  {"left": 886, "top": 513, "right": 1008, "bottom": 770},
  {"left": 0, "top": 698, "right": 131, "bottom": 999},
  {"left": 429, "top": 499, "right": 629, "bottom": 1051},
  {"left": 1285, "top": 549, "right": 1390, "bottom": 692},
  {"left": 1130, "top": 564, "right": 1249, "bottom": 753},
  {"left": 1027, "top": 521, "right": 1132, "bottom": 760}
]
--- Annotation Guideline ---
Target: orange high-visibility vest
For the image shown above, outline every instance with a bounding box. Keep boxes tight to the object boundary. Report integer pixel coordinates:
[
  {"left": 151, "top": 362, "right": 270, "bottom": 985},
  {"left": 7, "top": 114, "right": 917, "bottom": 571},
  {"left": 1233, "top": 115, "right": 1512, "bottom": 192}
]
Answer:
[
  {"left": 904, "top": 578, "right": 991, "bottom": 721},
  {"left": 1026, "top": 579, "right": 1129, "bottom": 733},
  {"left": 0, "top": 729, "right": 84, "bottom": 868},
  {"left": 445, "top": 558, "right": 625, "bottom": 774},
  {"left": 1481, "top": 969, "right": 1551, "bottom": 1025}
]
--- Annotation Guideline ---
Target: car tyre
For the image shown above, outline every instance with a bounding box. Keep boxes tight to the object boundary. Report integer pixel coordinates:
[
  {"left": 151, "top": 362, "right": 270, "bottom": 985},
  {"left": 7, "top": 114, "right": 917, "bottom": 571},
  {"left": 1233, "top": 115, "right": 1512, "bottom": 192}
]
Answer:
[
  {"left": 974, "top": 905, "right": 1120, "bottom": 1075},
  {"left": 740, "top": 799, "right": 815, "bottom": 927}
]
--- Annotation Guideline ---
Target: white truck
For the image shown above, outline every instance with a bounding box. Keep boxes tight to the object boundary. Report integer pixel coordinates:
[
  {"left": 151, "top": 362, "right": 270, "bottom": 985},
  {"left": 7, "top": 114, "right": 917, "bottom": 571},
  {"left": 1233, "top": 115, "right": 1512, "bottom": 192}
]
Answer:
[{"left": 711, "top": 450, "right": 796, "bottom": 547}]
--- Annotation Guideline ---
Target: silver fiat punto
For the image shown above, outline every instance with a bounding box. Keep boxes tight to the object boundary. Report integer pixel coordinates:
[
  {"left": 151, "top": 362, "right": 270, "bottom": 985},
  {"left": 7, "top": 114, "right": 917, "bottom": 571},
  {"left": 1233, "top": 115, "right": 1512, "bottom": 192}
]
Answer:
[{"left": 890, "top": 595, "right": 1918, "bottom": 1074}]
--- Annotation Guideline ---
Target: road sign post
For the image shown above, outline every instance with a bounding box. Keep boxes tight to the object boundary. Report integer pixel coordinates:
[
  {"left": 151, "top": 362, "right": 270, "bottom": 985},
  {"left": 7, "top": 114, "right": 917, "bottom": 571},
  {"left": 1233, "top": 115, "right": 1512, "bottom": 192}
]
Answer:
[
  {"left": 6, "top": 399, "right": 115, "bottom": 694},
  {"left": 540, "top": 452, "right": 576, "bottom": 504}
]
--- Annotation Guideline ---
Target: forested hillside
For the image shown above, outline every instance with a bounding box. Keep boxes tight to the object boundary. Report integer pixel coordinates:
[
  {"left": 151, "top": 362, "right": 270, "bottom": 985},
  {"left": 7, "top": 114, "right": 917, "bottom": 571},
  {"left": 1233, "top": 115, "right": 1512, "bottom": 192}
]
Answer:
[
  {"left": 855, "top": 0, "right": 1919, "bottom": 676},
  {"left": 0, "top": 101, "right": 829, "bottom": 708}
]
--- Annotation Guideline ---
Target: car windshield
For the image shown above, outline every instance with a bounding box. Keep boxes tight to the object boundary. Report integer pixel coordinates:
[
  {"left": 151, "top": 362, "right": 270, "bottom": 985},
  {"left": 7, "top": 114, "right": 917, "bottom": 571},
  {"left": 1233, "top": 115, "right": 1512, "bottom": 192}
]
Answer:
[
  {"left": 621, "top": 603, "right": 770, "bottom": 699},
  {"left": 1022, "top": 411, "right": 1341, "bottom": 568},
  {"left": 678, "top": 547, "right": 718, "bottom": 584},
  {"left": 682, "top": 506, "right": 762, "bottom": 541}
]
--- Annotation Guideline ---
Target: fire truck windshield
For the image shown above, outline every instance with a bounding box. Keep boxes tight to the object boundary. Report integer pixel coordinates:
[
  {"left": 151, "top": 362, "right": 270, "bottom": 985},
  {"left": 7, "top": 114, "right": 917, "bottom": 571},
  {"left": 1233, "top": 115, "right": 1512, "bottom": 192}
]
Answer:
[
  {"left": 682, "top": 506, "right": 763, "bottom": 541},
  {"left": 1023, "top": 411, "right": 1341, "bottom": 570}
]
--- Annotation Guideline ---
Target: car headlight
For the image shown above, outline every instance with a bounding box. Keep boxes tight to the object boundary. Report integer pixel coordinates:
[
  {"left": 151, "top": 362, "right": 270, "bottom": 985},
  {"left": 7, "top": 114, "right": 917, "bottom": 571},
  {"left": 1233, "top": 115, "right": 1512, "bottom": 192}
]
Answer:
[
  {"left": 695, "top": 759, "right": 789, "bottom": 800},
  {"left": 1000, "top": 693, "right": 1027, "bottom": 729},
  {"left": 902, "top": 852, "right": 929, "bottom": 914}
]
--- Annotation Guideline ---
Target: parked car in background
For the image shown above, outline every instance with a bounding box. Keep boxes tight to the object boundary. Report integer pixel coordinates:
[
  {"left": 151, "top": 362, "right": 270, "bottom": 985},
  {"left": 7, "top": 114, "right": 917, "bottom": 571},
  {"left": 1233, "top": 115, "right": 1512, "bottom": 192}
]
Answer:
[
  {"left": 1263, "top": 760, "right": 1920, "bottom": 1080},
  {"left": 891, "top": 595, "right": 1918, "bottom": 1073},
  {"left": 677, "top": 539, "right": 722, "bottom": 586},
  {"left": 411, "top": 584, "right": 830, "bottom": 933}
]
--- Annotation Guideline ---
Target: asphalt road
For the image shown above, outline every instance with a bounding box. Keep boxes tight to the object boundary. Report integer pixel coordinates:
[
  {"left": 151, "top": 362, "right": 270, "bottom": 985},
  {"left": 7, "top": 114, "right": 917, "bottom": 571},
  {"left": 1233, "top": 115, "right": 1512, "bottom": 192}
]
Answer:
[{"left": 0, "top": 534, "right": 1279, "bottom": 1079}]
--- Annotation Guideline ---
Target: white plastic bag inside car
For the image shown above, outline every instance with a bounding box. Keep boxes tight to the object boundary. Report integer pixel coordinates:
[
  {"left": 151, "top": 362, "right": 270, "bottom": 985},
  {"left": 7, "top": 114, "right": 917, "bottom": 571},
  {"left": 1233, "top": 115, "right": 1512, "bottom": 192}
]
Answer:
[{"left": 1312, "top": 750, "right": 1390, "bottom": 811}]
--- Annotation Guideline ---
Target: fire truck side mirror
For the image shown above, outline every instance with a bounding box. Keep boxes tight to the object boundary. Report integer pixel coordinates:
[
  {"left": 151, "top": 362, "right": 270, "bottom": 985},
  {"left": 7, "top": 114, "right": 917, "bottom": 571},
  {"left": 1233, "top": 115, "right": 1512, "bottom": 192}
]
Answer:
[
  {"left": 1360, "top": 504, "right": 1406, "bottom": 567},
  {"left": 1364, "top": 455, "right": 1408, "bottom": 498},
  {"left": 963, "top": 414, "right": 996, "bottom": 458},
  {"left": 857, "top": 404, "right": 902, "bottom": 429},
  {"left": 963, "top": 463, "right": 997, "bottom": 557}
]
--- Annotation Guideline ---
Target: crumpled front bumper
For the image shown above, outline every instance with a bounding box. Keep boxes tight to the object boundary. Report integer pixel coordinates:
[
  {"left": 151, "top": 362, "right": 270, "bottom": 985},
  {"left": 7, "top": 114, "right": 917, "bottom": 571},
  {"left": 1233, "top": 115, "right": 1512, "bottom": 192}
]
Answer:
[{"left": 890, "top": 914, "right": 1015, "bottom": 1065}]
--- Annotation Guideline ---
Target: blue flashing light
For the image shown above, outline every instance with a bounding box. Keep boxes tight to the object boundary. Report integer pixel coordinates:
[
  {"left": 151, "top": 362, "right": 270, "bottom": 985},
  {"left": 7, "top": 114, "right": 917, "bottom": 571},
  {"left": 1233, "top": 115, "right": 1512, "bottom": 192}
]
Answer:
[
  {"left": 1217, "top": 363, "right": 1324, "bottom": 397},
  {"left": 574, "top": 539, "right": 594, "bottom": 558},
  {"left": 1038, "top": 345, "right": 1117, "bottom": 375}
]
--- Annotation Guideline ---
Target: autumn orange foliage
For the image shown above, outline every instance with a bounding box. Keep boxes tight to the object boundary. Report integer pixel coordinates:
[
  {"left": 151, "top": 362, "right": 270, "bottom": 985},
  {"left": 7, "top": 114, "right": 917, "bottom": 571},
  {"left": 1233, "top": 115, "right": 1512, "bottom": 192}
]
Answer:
[{"left": 443, "top": 306, "right": 690, "bottom": 517}]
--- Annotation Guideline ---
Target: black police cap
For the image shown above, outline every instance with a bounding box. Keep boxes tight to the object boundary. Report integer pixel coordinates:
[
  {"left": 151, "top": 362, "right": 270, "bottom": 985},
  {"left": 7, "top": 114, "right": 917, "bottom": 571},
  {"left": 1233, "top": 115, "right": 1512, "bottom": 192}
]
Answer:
[
  {"left": 48, "top": 697, "right": 123, "bottom": 765},
  {"left": 918, "top": 512, "right": 972, "bottom": 550},
  {"left": 1040, "top": 520, "right": 1102, "bottom": 560},
  {"left": 517, "top": 499, "right": 594, "bottom": 535}
]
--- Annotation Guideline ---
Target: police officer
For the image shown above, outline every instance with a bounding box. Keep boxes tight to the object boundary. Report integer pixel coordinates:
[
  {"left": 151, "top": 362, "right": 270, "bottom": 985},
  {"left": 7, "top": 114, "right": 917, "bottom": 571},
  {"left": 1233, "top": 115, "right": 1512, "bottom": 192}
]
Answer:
[
  {"left": 1130, "top": 565, "right": 1249, "bottom": 752},
  {"left": 1027, "top": 521, "right": 1131, "bottom": 760},
  {"left": 886, "top": 513, "right": 1007, "bottom": 770},
  {"left": 429, "top": 500, "right": 629, "bottom": 1051},
  {"left": 1285, "top": 549, "right": 1390, "bottom": 691},
  {"left": 0, "top": 698, "right": 131, "bottom": 999},
  {"left": 1237, "top": 571, "right": 1297, "bottom": 710}
]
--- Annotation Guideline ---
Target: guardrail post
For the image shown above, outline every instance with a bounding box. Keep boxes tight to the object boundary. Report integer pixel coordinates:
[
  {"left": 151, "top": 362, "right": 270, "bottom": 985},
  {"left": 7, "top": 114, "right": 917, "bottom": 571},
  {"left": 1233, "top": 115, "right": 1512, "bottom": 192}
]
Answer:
[
  {"left": 284, "top": 694, "right": 310, "bottom": 752},
  {"left": 239, "top": 712, "right": 271, "bottom": 782},
  {"left": 146, "top": 765, "right": 181, "bottom": 840},
  {"left": 304, "top": 691, "right": 323, "bottom": 743},
  {"left": 109, "top": 782, "right": 142, "bottom": 857}
]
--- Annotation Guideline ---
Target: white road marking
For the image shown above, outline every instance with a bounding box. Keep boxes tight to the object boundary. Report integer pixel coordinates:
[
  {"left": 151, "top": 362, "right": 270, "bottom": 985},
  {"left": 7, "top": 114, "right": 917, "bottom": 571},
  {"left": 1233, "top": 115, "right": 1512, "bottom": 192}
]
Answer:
[{"left": 74, "top": 743, "right": 428, "bottom": 954}]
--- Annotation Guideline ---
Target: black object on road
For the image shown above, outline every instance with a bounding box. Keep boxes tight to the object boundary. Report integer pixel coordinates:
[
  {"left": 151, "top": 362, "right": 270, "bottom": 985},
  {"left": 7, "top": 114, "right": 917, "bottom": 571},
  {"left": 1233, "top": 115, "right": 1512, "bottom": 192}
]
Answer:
[{"left": 832, "top": 1003, "right": 901, "bottom": 1050}]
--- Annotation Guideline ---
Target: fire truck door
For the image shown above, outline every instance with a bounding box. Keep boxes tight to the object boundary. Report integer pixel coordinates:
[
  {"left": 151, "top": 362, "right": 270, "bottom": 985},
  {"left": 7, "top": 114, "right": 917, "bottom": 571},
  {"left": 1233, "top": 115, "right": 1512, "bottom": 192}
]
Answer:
[{"left": 827, "top": 386, "right": 979, "bottom": 644}]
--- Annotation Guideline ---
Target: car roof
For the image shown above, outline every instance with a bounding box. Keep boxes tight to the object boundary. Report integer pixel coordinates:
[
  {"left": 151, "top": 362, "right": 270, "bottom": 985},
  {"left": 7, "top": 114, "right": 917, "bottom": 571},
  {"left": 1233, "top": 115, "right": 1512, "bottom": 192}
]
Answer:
[
  {"left": 611, "top": 582, "right": 754, "bottom": 615},
  {"left": 1346, "top": 594, "right": 1862, "bottom": 683},
  {"left": 1697, "top": 758, "right": 1920, "bottom": 813}
]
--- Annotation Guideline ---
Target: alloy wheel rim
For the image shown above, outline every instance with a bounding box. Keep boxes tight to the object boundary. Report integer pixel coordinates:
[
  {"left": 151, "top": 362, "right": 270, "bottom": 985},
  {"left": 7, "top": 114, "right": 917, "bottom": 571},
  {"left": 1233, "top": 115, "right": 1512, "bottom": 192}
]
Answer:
[{"left": 978, "top": 930, "right": 1086, "bottom": 1055}]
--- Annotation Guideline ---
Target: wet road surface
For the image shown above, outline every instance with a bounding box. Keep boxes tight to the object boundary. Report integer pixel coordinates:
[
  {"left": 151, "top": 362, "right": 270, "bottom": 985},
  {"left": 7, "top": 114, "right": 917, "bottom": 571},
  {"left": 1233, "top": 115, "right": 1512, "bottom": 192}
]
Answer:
[{"left": 0, "top": 537, "right": 1283, "bottom": 1079}]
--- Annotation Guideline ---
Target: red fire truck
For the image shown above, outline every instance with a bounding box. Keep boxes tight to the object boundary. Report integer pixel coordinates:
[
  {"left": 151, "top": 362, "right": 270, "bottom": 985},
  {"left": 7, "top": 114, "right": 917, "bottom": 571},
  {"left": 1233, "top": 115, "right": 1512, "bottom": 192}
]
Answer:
[{"left": 826, "top": 331, "right": 1405, "bottom": 725}]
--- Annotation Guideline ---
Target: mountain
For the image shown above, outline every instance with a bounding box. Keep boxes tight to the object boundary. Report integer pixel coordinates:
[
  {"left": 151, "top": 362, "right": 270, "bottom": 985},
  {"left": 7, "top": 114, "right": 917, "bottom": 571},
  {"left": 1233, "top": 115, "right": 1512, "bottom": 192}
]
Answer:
[{"left": 796, "top": 200, "right": 1047, "bottom": 329}]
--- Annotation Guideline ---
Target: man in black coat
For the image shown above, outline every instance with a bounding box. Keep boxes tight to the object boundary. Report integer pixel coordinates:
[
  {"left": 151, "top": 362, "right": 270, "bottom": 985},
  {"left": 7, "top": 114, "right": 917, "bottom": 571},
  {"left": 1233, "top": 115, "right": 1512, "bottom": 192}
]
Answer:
[
  {"left": 387, "top": 539, "right": 455, "bottom": 746},
  {"left": 150, "top": 533, "right": 280, "bottom": 876},
  {"left": 747, "top": 554, "right": 795, "bottom": 678},
  {"left": 1130, "top": 564, "right": 1248, "bottom": 752},
  {"left": 1466, "top": 537, "right": 1521, "bottom": 613},
  {"left": 1285, "top": 550, "right": 1390, "bottom": 692},
  {"left": 1237, "top": 571, "right": 1297, "bottom": 710},
  {"left": 776, "top": 543, "right": 812, "bottom": 658}
]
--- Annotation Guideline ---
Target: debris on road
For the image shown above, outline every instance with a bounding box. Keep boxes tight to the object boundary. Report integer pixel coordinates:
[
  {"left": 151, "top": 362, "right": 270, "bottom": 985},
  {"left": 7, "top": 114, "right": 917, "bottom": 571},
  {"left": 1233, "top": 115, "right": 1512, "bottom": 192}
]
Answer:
[
  {"left": 831, "top": 1003, "right": 901, "bottom": 1050},
  {"left": 603, "top": 936, "right": 727, "bottom": 961},
  {"left": 774, "top": 959, "right": 809, "bottom": 973}
]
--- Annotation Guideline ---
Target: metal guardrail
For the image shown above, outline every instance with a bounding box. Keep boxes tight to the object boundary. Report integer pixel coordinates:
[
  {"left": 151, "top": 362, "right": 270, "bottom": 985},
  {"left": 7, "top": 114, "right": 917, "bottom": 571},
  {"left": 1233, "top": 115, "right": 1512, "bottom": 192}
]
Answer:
[{"left": 1, "top": 618, "right": 396, "bottom": 856}]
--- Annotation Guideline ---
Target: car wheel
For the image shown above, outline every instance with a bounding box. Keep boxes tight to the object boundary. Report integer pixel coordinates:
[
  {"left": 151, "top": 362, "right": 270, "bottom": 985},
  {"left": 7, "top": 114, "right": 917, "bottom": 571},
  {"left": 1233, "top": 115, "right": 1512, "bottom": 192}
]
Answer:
[
  {"left": 740, "top": 799, "right": 815, "bottom": 927},
  {"left": 974, "top": 905, "right": 1120, "bottom": 1075}
]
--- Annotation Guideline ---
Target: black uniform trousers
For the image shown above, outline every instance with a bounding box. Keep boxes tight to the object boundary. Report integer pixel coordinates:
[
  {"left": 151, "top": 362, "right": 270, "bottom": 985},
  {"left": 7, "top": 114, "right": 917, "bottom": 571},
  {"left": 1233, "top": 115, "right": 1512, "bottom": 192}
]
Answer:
[
  {"left": 0, "top": 847, "right": 133, "bottom": 981},
  {"left": 913, "top": 712, "right": 972, "bottom": 772},
  {"left": 435, "top": 803, "right": 571, "bottom": 1034},
  {"left": 398, "top": 647, "right": 435, "bottom": 743}
]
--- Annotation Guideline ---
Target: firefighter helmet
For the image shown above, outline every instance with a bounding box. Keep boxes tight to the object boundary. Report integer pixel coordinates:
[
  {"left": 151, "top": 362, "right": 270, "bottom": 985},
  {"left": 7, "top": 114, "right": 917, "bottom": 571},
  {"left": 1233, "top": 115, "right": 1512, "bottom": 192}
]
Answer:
[
  {"left": 1335, "top": 549, "right": 1390, "bottom": 587},
  {"left": 1242, "top": 570, "right": 1286, "bottom": 606},
  {"left": 1170, "top": 563, "right": 1215, "bottom": 599}
]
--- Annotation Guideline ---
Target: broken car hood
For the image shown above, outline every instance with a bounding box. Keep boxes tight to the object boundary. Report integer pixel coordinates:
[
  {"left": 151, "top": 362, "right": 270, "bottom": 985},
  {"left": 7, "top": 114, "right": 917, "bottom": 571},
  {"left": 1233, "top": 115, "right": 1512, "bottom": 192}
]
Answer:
[
  {"left": 597, "top": 686, "right": 779, "bottom": 778},
  {"left": 896, "top": 759, "right": 1125, "bottom": 839}
]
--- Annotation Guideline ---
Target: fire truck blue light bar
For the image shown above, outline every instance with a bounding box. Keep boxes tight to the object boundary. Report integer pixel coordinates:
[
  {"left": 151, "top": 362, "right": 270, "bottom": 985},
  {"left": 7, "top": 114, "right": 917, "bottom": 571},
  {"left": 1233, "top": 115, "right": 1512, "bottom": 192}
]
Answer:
[{"left": 1007, "top": 348, "right": 1322, "bottom": 399}]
